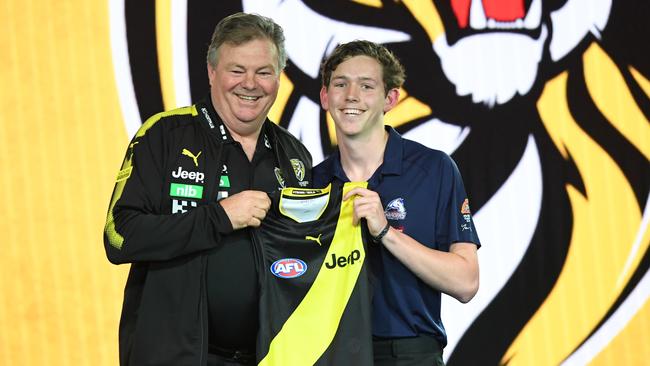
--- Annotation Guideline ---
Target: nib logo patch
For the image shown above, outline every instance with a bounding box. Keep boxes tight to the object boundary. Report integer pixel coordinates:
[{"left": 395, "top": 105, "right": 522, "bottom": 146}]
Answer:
[{"left": 170, "top": 183, "right": 203, "bottom": 199}]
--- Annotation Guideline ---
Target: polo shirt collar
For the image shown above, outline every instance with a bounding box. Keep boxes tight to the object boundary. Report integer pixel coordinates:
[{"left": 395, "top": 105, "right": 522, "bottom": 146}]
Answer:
[
  {"left": 324, "top": 150, "right": 349, "bottom": 183},
  {"left": 321, "top": 126, "right": 404, "bottom": 183},
  {"left": 380, "top": 126, "right": 403, "bottom": 176}
]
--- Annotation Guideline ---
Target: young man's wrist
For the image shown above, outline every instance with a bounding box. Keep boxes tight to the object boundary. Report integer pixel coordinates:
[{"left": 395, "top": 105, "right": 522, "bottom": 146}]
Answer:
[{"left": 371, "top": 222, "right": 391, "bottom": 243}]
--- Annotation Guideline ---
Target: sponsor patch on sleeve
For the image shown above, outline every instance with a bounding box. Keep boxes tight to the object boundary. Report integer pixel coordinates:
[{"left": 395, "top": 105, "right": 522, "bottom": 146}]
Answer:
[
  {"left": 116, "top": 166, "right": 132, "bottom": 182},
  {"left": 461, "top": 198, "right": 471, "bottom": 214}
]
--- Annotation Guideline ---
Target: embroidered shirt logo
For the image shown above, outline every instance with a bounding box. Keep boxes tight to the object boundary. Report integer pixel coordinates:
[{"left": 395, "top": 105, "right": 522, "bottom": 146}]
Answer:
[
  {"left": 216, "top": 191, "right": 229, "bottom": 201},
  {"left": 385, "top": 198, "right": 407, "bottom": 220},
  {"left": 172, "top": 199, "right": 198, "bottom": 214},
  {"left": 116, "top": 166, "right": 132, "bottom": 182},
  {"left": 264, "top": 134, "right": 271, "bottom": 149},
  {"left": 219, "top": 175, "right": 230, "bottom": 188},
  {"left": 182, "top": 148, "right": 201, "bottom": 167},
  {"left": 305, "top": 234, "right": 323, "bottom": 246},
  {"left": 274, "top": 167, "right": 286, "bottom": 188},
  {"left": 200, "top": 108, "right": 214, "bottom": 129},
  {"left": 171, "top": 166, "right": 204, "bottom": 183},
  {"left": 290, "top": 159, "right": 305, "bottom": 182},
  {"left": 461, "top": 198, "right": 471, "bottom": 214},
  {"left": 170, "top": 183, "right": 203, "bottom": 199}
]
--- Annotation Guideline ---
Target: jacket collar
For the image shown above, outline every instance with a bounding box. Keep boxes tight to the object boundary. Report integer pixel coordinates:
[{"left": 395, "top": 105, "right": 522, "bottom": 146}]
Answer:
[{"left": 195, "top": 95, "right": 272, "bottom": 150}]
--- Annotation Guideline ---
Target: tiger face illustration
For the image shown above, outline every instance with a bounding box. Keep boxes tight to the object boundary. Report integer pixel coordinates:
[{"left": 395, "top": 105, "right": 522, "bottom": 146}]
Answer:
[
  {"left": 431, "top": 0, "right": 610, "bottom": 106},
  {"left": 113, "top": 0, "right": 649, "bottom": 364},
  {"left": 243, "top": 2, "right": 650, "bottom": 365}
]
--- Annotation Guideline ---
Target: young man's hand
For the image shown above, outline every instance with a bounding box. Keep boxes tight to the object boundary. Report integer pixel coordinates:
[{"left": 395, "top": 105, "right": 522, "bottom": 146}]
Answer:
[{"left": 343, "top": 187, "right": 388, "bottom": 237}]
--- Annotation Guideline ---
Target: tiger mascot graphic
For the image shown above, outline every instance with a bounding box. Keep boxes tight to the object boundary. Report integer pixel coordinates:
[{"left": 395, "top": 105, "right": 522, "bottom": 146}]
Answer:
[{"left": 113, "top": 0, "right": 649, "bottom": 364}]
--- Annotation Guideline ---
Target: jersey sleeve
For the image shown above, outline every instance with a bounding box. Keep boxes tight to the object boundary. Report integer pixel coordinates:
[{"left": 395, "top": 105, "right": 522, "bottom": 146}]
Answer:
[
  {"left": 435, "top": 154, "right": 481, "bottom": 251},
  {"left": 103, "top": 118, "right": 232, "bottom": 264}
]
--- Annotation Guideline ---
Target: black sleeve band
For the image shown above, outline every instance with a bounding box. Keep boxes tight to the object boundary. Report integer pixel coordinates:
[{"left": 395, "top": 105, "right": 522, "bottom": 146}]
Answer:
[{"left": 371, "top": 222, "right": 391, "bottom": 243}]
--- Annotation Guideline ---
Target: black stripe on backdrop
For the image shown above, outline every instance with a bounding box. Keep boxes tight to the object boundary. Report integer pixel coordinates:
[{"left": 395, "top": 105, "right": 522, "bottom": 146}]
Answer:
[{"left": 126, "top": 0, "right": 164, "bottom": 122}]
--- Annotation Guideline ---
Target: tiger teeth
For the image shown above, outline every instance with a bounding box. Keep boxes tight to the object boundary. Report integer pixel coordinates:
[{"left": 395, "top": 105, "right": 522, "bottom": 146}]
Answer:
[{"left": 470, "top": 0, "right": 541, "bottom": 30}]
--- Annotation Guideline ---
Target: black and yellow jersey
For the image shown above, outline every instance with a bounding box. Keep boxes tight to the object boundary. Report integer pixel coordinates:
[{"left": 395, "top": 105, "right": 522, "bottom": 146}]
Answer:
[{"left": 253, "top": 182, "right": 373, "bottom": 366}]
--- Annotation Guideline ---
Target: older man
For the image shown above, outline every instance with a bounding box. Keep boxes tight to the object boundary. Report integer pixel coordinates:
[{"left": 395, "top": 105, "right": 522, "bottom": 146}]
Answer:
[{"left": 104, "top": 13, "right": 311, "bottom": 366}]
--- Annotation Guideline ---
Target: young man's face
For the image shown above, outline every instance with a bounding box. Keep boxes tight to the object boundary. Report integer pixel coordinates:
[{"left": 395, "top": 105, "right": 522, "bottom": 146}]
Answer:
[
  {"left": 320, "top": 55, "right": 397, "bottom": 140},
  {"left": 208, "top": 38, "right": 280, "bottom": 134}
]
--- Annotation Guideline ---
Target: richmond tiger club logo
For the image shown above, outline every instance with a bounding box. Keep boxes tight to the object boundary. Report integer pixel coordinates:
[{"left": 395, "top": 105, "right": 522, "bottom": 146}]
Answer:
[
  {"left": 290, "top": 158, "right": 305, "bottom": 182},
  {"left": 111, "top": 1, "right": 649, "bottom": 364}
]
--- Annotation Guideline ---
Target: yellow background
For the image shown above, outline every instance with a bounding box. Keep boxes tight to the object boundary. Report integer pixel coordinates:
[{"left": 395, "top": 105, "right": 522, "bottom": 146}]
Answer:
[{"left": 1, "top": 2, "right": 128, "bottom": 365}]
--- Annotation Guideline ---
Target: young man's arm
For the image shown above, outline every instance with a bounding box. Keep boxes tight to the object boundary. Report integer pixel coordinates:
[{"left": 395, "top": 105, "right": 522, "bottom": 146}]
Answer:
[
  {"left": 344, "top": 187, "right": 479, "bottom": 303},
  {"left": 379, "top": 228, "right": 478, "bottom": 303}
]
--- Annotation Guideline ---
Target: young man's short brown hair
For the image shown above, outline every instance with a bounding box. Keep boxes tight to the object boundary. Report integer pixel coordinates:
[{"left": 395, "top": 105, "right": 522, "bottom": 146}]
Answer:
[{"left": 320, "top": 40, "right": 406, "bottom": 94}]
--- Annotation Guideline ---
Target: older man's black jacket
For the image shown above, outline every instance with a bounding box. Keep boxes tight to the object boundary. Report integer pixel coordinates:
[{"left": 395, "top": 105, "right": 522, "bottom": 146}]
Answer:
[{"left": 104, "top": 98, "right": 312, "bottom": 366}]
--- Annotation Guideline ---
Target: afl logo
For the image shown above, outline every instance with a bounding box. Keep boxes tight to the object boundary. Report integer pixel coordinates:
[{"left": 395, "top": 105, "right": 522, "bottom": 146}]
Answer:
[{"left": 270, "top": 258, "right": 307, "bottom": 279}]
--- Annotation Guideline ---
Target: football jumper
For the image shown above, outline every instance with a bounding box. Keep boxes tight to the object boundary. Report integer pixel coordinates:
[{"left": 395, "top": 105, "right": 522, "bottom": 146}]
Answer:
[{"left": 253, "top": 182, "right": 373, "bottom": 366}]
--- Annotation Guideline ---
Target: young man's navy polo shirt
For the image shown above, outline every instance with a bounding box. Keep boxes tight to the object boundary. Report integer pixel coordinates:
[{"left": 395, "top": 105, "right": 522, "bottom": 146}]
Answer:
[{"left": 313, "top": 126, "right": 481, "bottom": 348}]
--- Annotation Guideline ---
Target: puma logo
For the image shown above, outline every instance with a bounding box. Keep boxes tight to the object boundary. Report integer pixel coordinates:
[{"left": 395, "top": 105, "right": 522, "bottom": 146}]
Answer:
[
  {"left": 182, "top": 149, "right": 202, "bottom": 167},
  {"left": 305, "top": 234, "right": 322, "bottom": 246}
]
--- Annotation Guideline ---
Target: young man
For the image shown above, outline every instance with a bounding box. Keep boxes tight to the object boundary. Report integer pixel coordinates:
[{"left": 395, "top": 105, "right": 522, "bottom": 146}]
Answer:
[
  {"left": 104, "top": 13, "right": 311, "bottom": 365},
  {"left": 314, "top": 40, "right": 480, "bottom": 365}
]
